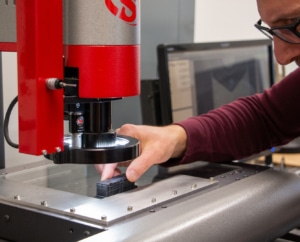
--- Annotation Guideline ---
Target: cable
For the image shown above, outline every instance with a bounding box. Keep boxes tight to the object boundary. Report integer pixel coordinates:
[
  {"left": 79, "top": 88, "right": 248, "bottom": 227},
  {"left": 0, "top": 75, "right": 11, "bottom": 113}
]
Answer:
[{"left": 4, "top": 96, "right": 19, "bottom": 148}]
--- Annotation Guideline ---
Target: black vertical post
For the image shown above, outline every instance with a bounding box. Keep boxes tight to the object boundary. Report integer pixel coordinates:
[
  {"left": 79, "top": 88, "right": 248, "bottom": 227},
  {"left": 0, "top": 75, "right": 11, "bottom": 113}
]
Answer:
[
  {"left": 89, "top": 102, "right": 112, "bottom": 133},
  {"left": 0, "top": 52, "right": 6, "bottom": 169}
]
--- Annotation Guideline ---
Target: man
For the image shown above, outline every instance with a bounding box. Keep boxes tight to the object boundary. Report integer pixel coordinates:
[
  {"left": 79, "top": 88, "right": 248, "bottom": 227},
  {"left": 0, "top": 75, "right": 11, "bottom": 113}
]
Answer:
[{"left": 96, "top": 0, "right": 300, "bottom": 182}]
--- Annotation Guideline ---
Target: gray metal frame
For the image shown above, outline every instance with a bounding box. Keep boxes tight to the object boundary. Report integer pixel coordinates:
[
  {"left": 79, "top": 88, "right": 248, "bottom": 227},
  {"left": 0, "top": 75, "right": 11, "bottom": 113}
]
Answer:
[
  {"left": 1, "top": 162, "right": 300, "bottom": 241},
  {"left": 0, "top": 0, "right": 16, "bottom": 169},
  {"left": 81, "top": 168, "right": 300, "bottom": 242},
  {"left": 0, "top": 53, "right": 5, "bottom": 169}
]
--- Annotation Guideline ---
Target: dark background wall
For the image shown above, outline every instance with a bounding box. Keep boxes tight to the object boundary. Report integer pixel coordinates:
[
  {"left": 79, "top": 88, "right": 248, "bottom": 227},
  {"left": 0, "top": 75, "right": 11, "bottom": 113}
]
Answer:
[{"left": 112, "top": 0, "right": 195, "bottom": 128}]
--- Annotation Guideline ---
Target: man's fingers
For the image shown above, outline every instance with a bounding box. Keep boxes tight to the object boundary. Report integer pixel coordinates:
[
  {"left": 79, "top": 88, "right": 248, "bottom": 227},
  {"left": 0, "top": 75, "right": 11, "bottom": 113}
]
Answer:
[
  {"left": 95, "top": 160, "right": 132, "bottom": 181},
  {"left": 99, "top": 163, "right": 120, "bottom": 181},
  {"left": 125, "top": 150, "right": 155, "bottom": 182}
]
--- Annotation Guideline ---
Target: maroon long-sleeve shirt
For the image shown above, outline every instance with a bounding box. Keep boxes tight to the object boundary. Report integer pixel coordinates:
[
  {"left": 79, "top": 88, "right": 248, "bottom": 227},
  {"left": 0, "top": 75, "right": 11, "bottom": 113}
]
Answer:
[{"left": 177, "top": 67, "right": 300, "bottom": 164}]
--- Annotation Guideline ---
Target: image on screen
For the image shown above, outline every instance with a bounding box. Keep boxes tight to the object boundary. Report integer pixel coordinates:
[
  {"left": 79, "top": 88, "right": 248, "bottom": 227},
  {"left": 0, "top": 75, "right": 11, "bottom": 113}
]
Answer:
[{"left": 157, "top": 40, "right": 274, "bottom": 124}]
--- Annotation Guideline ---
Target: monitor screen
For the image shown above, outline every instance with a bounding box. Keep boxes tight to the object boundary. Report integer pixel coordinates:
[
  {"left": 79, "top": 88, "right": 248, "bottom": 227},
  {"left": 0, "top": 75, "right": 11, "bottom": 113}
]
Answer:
[{"left": 156, "top": 39, "right": 275, "bottom": 125}]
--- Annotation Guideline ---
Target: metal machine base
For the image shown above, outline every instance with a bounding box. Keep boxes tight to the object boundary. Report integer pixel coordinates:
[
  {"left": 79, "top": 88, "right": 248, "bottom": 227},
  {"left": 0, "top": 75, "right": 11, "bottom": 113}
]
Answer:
[{"left": 1, "top": 161, "right": 300, "bottom": 241}]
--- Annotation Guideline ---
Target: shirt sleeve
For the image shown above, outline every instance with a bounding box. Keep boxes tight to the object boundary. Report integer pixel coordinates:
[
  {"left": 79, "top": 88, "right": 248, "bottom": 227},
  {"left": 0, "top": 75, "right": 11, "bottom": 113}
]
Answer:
[{"left": 176, "top": 67, "right": 300, "bottom": 164}]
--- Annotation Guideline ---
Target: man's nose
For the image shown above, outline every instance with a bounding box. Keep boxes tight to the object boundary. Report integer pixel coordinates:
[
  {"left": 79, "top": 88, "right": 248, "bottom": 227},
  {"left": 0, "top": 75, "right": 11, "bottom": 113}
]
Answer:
[{"left": 273, "top": 37, "right": 300, "bottom": 65}]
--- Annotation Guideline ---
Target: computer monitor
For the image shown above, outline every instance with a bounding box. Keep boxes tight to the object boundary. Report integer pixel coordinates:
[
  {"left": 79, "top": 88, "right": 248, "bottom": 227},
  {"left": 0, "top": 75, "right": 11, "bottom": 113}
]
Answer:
[{"left": 155, "top": 39, "right": 275, "bottom": 125}]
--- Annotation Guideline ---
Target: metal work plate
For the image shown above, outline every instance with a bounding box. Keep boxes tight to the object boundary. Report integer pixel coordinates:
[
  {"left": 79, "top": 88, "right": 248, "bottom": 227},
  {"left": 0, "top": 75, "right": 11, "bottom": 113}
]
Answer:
[{"left": 0, "top": 174, "right": 217, "bottom": 226}]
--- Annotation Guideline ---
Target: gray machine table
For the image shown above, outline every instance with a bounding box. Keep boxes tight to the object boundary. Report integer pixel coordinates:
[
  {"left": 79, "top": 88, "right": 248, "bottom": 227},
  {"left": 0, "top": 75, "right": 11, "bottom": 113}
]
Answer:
[{"left": 1, "top": 161, "right": 300, "bottom": 242}]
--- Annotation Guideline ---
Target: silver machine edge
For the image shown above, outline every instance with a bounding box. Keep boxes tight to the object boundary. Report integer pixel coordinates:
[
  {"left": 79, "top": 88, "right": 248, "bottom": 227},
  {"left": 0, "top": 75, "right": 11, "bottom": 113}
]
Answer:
[{"left": 1, "top": 1, "right": 300, "bottom": 242}]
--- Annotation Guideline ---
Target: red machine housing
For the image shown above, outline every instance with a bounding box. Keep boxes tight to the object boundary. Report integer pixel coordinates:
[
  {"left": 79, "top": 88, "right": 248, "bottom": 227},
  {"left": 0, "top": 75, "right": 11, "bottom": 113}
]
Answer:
[
  {"left": 9, "top": 0, "right": 140, "bottom": 155},
  {"left": 65, "top": 45, "right": 139, "bottom": 98},
  {"left": 16, "top": 0, "right": 64, "bottom": 155}
]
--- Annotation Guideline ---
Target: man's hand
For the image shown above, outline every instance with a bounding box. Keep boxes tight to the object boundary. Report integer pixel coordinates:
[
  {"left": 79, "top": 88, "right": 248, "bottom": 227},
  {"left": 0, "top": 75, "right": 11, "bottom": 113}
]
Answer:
[
  {"left": 95, "top": 163, "right": 121, "bottom": 181},
  {"left": 95, "top": 124, "right": 187, "bottom": 182}
]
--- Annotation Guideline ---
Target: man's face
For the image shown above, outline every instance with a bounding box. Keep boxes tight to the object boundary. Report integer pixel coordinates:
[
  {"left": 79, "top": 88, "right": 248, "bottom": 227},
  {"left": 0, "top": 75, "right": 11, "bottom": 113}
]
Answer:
[{"left": 256, "top": 0, "right": 300, "bottom": 66}]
